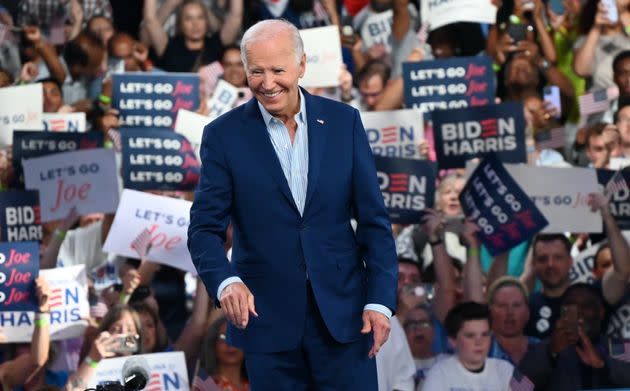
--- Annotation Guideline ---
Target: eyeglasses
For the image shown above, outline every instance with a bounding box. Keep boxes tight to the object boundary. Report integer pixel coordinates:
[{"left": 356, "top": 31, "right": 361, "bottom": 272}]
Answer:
[
  {"left": 404, "top": 321, "right": 432, "bottom": 331},
  {"left": 218, "top": 333, "right": 227, "bottom": 342}
]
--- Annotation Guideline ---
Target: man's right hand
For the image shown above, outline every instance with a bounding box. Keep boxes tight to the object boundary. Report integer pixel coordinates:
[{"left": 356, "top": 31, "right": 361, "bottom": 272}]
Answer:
[{"left": 220, "top": 282, "right": 258, "bottom": 329}]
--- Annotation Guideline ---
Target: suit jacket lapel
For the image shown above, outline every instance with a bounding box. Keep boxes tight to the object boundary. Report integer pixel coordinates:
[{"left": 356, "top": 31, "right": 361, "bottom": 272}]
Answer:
[
  {"left": 303, "top": 90, "right": 327, "bottom": 214},
  {"left": 241, "top": 98, "right": 299, "bottom": 213}
]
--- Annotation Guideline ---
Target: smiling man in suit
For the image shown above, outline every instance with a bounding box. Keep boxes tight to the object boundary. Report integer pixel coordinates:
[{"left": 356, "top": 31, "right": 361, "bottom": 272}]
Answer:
[{"left": 188, "top": 18, "right": 397, "bottom": 390}]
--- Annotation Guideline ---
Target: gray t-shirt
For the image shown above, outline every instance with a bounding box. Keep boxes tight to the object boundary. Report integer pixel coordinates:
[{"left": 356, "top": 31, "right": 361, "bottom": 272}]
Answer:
[{"left": 575, "top": 32, "right": 630, "bottom": 91}]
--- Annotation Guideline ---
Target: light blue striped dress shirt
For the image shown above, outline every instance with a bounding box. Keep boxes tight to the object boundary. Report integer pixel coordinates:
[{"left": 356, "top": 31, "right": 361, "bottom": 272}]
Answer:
[{"left": 217, "top": 91, "right": 391, "bottom": 319}]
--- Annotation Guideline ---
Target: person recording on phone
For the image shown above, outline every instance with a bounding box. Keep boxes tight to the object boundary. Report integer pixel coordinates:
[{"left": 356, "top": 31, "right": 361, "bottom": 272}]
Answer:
[
  {"left": 518, "top": 283, "right": 630, "bottom": 390},
  {"left": 66, "top": 305, "right": 143, "bottom": 391},
  {"left": 574, "top": 0, "right": 630, "bottom": 91}
]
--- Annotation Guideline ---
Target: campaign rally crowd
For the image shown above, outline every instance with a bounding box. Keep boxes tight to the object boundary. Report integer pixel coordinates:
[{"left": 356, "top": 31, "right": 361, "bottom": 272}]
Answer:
[{"left": 6, "top": 0, "right": 630, "bottom": 390}]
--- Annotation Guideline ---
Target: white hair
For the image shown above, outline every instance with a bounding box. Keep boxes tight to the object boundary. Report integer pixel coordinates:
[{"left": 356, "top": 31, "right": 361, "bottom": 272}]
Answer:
[{"left": 240, "top": 19, "right": 304, "bottom": 69}]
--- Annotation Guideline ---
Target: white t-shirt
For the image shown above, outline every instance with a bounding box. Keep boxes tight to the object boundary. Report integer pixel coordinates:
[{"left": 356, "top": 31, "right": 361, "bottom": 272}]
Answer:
[
  {"left": 376, "top": 316, "right": 416, "bottom": 391},
  {"left": 422, "top": 356, "right": 513, "bottom": 391}
]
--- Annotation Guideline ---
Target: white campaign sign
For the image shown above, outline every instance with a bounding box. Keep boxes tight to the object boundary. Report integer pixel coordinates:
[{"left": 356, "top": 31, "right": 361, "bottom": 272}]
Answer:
[
  {"left": 175, "top": 109, "right": 209, "bottom": 159},
  {"left": 360, "top": 109, "right": 424, "bottom": 159},
  {"left": 103, "top": 189, "right": 196, "bottom": 274},
  {"left": 422, "top": 0, "right": 497, "bottom": 31},
  {"left": 570, "top": 231, "right": 630, "bottom": 284},
  {"left": 0, "top": 83, "right": 43, "bottom": 147},
  {"left": 88, "top": 352, "right": 190, "bottom": 390},
  {"left": 206, "top": 79, "right": 239, "bottom": 121},
  {"left": 299, "top": 26, "right": 343, "bottom": 88},
  {"left": 22, "top": 148, "right": 119, "bottom": 222},
  {"left": 42, "top": 112, "right": 87, "bottom": 132},
  {"left": 1, "top": 265, "right": 89, "bottom": 343},
  {"left": 360, "top": 10, "right": 394, "bottom": 53},
  {"left": 467, "top": 163, "right": 601, "bottom": 233}
]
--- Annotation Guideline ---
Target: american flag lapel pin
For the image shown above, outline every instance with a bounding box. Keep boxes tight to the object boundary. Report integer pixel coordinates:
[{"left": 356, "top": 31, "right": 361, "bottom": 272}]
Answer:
[{"left": 316, "top": 119, "right": 324, "bottom": 125}]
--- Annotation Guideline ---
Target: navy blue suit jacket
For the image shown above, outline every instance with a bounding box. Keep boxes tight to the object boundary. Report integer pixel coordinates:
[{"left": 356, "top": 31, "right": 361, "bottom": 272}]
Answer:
[{"left": 188, "top": 90, "right": 397, "bottom": 353}]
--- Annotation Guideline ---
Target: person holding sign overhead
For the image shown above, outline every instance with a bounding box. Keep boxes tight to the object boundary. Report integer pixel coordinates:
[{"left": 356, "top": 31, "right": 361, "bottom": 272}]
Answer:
[{"left": 188, "top": 19, "right": 397, "bottom": 390}]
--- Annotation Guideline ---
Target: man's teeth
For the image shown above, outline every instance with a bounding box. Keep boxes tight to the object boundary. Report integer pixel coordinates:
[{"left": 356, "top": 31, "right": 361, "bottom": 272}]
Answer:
[{"left": 264, "top": 91, "right": 281, "bottom": 97}]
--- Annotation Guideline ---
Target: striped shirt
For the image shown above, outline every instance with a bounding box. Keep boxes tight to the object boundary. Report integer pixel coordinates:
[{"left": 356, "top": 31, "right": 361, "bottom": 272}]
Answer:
[{"left": 257, "top": 90, "right": 309, "bottom": 215}]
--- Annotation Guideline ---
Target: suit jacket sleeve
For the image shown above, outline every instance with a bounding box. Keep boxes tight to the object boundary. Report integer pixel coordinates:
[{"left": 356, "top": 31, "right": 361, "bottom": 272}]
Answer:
[
  {"left": 350, "top": 108, "right": 398, "bottom": 312},
  {"left": 187, "top": 122, "right": 233, "bottom": 300}
]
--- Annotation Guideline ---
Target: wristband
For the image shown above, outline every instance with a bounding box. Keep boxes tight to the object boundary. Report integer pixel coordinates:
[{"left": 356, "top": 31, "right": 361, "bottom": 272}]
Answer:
[
  {"left": 429, "top": 238, "right": 443, "bottom": 246},
  {"left": 99, "top": 94, "right": 112, "bottom": 105},
  {"left": 85, "top": 357, "right": 100, "bottom": 369},
  {"left": 509, "top": 15, "right": 522, "bottom": 25},
  {"left": 492, "top": 63, "right": 502, "bottom": 73},
  {"left": 467, "top": 247, "right": 480, "bottom": 257},
  {"left": 34, "top": 313, "right": 49, "bottom": 327},
  {"left": 119, "top": 292, "right": 130, "bottom": 303},
  {"left": 625, "top": 25, "right": 630, "bottom": 36},
  {"left": 54, "top": 228, "right": 66, "bottom": 240}
]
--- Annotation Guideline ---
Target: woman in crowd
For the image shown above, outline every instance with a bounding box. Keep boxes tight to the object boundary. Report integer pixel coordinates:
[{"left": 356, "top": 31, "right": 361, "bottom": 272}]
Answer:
[
  {"left": 574, "top": 0, "right": 630, "bottom": 90},
  {"left": 142, "top": 0, "right": 243, "bottom": 72},
  {"left": 487, "top": 277, "right": 540, "bottom": 365},
  {"left": 199, "top": 316, "right": 249, "bottom": 391},
  {"left": 66, "top": 305, "right": 143, "bottom": 391}
]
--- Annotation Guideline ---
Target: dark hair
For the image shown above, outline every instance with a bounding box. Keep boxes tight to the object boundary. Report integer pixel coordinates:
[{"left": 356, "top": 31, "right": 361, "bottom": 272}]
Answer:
[
  {"left": 444, "top": 302, "right": 491, "bottom": 338},
  {"left": 422, "top": 256, "right": 464, "bottom": 284},
  {"left": 131, "top": 301, "right": 169, "bottom": 353},
  {"left": 584, "top": 123, "right": 608, "bottom": 148},
  {"left": 39, "top": 77, "right": 63, "bottom": 92},
  {"left": 0, "top": 67, "right": 14, "bottom": 85},
  {"left": 532, "top": 234, "right": 572, "bottom": 258},
  {"left": 63, "top": 31, "right": 103, "bottom": 69},
  {"left": 398, "top": 256, "right": 422, "bottom": 276},
  {"left": 579, "top": 0, "right": 599, "bottom": 35},
  {"left": 200, "top": 316, "right": 248, "bottom": 379},
  {"left": 615, "top": 96, "right": 630, "bottom": 122},
  {"left": 562, "top": 282, "right": 605, "bottom": 308},
  {"left": 357, "top": 59, "right": 391, "bottom": 86},
  {"left": 613, "top": 51, "right": 630, "bottom": 74}
]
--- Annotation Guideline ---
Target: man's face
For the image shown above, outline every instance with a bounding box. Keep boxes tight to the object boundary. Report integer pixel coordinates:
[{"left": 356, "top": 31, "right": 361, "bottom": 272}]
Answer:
[
  {"left": 562, "top": 289, "right": 604, "bottom": 339},
  {"left": 533, "top": 240, "right": 572, "bottom": 290},
  {"left": 614, "top": 58, "right": 630, "bottom": 97},
  {"left": 490, "top": 286, "right": 529, "bottom": 338},
  {"left": 398, "top": 262, "right": 421, "bottom": 293},
  {"left": 245, "top": 31, "right": 305, "bottom": 121},
  {"left": 586, "top": 134, "right": 609, "bottom": 168},
  {"left": 450, "top": 319, "right": 491, "bottom": 370},
  {"left": 593, "top": 247, "right": 612, "bottom": 280},
  {"left": 359, "top": 74, "right": 385, "bottom": 111},
  {"left": 616, "top": 106, "right": 630, "bottom": 145},
  {"left": 404, "top": 307, "right": 434, "bottom": 358}
]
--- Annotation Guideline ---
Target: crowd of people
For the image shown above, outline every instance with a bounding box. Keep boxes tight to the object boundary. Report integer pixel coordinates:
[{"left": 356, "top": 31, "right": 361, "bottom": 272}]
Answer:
[{"left": 3, "top": 0, "right": 630, "bottom": 390}]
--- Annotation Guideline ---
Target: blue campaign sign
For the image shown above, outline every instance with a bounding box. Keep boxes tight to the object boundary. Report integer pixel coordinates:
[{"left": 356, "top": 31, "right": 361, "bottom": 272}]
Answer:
[
  {"left": 12, "top": 130, "right": 103, "bottom": 185},
  {"left": 121, "top": 128, "right": 200, "bottom": 191},
  {"left": 112, "top": 73, "right": 200, "bottom": 128},
  {"left": 432, "top": 102, "right": 526, "bottom": 169},
  {"left": 597, "top": 169, "right": 630, "bottom": 229},
  {"left": 0, "top": 190, "right": 42, "bottom": 242},
  {"left": 403, "top": 56, "right": 495, "bottom": 113},
  {"left": 0, "top": 241, "right": 39, "bottom": 312},
  {"left": 459, "top": 154, "right": 548, "bottom": 256},
  {"left": 375, "top": 156, "right": 436, "bottom": 224}
]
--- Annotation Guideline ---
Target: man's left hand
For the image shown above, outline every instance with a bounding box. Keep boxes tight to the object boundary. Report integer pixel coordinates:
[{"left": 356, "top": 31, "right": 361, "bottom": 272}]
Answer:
[{"left": 361, "top": 310, "right": 390, "bottom": 358}]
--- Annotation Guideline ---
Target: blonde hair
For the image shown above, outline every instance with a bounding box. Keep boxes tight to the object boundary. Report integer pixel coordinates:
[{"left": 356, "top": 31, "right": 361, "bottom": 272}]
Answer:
[{"left": 486, "top": 276, "right": 529, "bottom": 305}]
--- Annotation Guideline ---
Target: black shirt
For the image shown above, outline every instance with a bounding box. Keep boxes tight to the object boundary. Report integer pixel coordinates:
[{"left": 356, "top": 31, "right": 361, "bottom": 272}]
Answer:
[
  {"left": 525, "top": 291, "right": 564, "bottom": 339},
  {"left": 158, "top": 34, "right": 224, "bottom": 73}
]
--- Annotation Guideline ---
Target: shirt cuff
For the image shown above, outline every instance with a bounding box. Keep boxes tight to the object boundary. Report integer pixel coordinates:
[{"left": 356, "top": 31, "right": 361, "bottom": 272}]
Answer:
[
  {"left": 216, "top": 276, "right": 243, "bottom": 300},
  {"left": 363, "top": 303, "right": 392, "bottom": 319}
]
